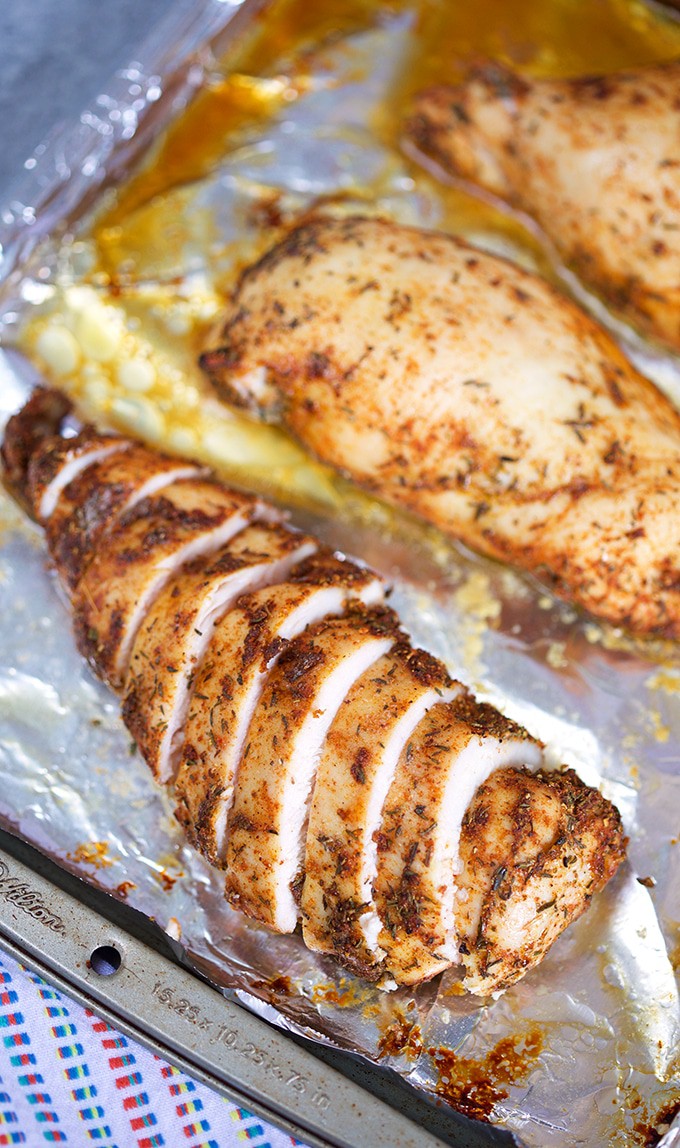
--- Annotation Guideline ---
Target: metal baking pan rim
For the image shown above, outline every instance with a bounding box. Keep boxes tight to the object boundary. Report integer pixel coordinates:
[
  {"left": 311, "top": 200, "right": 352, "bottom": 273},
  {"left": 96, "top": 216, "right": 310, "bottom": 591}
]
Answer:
[{"left": 0, "top": 824, "right": 504, "bottom": 1148}]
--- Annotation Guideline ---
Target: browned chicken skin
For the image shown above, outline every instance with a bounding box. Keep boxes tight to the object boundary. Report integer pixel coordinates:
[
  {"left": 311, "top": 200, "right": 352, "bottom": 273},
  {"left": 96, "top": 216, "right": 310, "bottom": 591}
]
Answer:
[
  {"left": 202, "top": 214, "right": 680, "bottom": 639},
  {"left": 0, "top": 390, "right": 627, "bottom": 994},
  {"left": 408, "top": 60, "right": 680, "bottom": 350}
]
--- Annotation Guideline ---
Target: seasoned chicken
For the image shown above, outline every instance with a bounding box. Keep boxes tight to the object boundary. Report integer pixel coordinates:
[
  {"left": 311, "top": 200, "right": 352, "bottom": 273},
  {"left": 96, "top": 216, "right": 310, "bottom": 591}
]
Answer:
[
  {"left": 2, "top": 389, "right": 201, "bottom": 577},
  {"left": 1, "top": 390, "right": 627, "bottom": 995},
  {"left": 371, "top": 697, "right": 544, "bottom": 986},
  {"left": 301, "top": 647, "right": 460, "bottom": 979},
  {"left": 122, "top": 522, "right": 317, "bottom": 782},
  {"left": 34, "top": 433, "right": 129, "bottom": 526},
  {"left": 224, "top": 606, "right": 399, "bottom": 930},
  {"left": 202, "top": 215, "right": 680, "bottom": 639},
  {"left": 1, "top": 388, "right": 121, "bottom": 518},
  {"left": 408, "top": 61, "right": 680, "bottom": 350},
  {"left": 73, "top": 477, "right": 269, "bottom": 688},
  {"left": 48, "top": 444, "right": 203, "bottom": 592},
  {"left": 456, "top": 766, "right": 626, "bottom": 994},
  {"left": 174, "top": 552, "right": 385, "bottom": 865}
]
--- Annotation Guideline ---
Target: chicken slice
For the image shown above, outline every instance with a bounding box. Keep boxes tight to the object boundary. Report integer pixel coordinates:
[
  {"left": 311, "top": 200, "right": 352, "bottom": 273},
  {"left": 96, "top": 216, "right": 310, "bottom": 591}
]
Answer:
[
  {"left": 373, "top": 696, "right": 543, "bottom": 986},
  {"left": 301, "top": 646, "right": 461, "bottom": 980},
  {"left": 174, "top": 552, "right": 385, "bottom": 865},
  {"left": 72, "top": 477, "right": 270, "bottom": 688},
  {"left": 408, "top": 61, "right": 680, "bottom": 350},
  {"left": 122, "top": 523, "right": 317, "bottom": 783},
  {"left": 201, "top": 215, "right": 680, "bottom": 639},
  {"left": 1, "top": 387, "right": 127, "bottom": 520},
  {"left": 46, "top": 443, "right": 203, "bottom": 592},
  {"left": 456, "top": 765, "right": 626, "bottom": 994},
  {"left": 224, "top": 607, "right": 400, "bottom": 932},
  {"left": 34, "top": 435, "right": 129, "bottom": 524}
]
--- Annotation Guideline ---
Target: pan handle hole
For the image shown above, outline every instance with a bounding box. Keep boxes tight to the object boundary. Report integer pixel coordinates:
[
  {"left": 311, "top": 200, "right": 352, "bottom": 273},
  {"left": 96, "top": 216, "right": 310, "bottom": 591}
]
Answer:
[{"left": 89, "top": 944, "right": 122, "bottom": 976}]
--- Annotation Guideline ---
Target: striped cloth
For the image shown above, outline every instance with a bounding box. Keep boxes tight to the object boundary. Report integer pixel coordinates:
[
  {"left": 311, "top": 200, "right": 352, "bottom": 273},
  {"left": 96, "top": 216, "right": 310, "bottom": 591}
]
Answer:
[{"left": 0, "top": 948, "right": 308, "bottom": 1148}]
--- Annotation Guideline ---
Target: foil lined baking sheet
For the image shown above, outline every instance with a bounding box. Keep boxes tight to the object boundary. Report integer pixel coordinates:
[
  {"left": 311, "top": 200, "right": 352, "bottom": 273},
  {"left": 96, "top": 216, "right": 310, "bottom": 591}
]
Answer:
[{"left": 1, "top": 2, "right": 679, "bottom": 1144}]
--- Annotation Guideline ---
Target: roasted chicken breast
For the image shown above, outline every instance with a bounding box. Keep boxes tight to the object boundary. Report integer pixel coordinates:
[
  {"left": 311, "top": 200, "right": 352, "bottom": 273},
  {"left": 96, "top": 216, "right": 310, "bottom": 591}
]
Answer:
[
  {"left": 74, "top": 476, "right": 269, "bottom": 688},
  {"left": 201, "top": 215, "right": 680, "bottom": 639},
  {"left": 371, "top": 697, "right": 544, "bottom": 987},
  {"left": 408, "top": 61, "right": 680, "bottom": 350},
  {"left": 1, "top": 390, "right": 627, "bottom": 994}
]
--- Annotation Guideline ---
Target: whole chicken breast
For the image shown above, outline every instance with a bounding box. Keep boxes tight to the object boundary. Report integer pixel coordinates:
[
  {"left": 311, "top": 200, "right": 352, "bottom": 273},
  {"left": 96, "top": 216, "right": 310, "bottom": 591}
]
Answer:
[
  {"left": 408, "top": 60, "right": 680, "bottom": 350},
  {"left": 202, "top": 215, "right": 680, "bottom": 638}
]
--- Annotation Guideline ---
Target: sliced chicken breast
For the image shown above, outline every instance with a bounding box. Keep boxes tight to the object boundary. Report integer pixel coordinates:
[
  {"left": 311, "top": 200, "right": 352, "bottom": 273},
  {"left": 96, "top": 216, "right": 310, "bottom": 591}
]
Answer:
[
  {"left": 224, "top": 607, "right": 400, "bottom": 931},
  {"left": 1, "top": 388, "right": 122, "bottom": 520},
  {"left": 456, "top": 766, "right": 627, "bottom": 994},
  {"left": 122, "top": 522, "right": 317, "bottom": 783},
  {"left": 301, "top": 645, "right": 461, "bottom": 979},
  {"left": 72, "top": 477, "right": 270, "bottom": 688},
  {"left": 1, "top": 391, "right": 628, "bottom": 996},
  {"left": 373, "top": 697, "right": 543, "bottom": 986},
  {"left": 175, "top": 552, "right": 385, "bottom": 865}
]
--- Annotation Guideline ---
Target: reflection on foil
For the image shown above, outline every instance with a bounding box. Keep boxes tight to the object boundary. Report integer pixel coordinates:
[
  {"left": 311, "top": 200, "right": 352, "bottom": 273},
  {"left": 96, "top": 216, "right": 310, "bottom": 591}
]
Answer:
[{"left": 0, "top": 8, "right": 679, "bottom": 1147}]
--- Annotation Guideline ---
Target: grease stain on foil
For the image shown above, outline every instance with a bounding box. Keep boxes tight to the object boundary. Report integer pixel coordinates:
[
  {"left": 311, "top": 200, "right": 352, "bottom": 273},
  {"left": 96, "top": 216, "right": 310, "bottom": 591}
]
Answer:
[{"left": 428, "top": 1029, "right": 544, "bottom": 1122}]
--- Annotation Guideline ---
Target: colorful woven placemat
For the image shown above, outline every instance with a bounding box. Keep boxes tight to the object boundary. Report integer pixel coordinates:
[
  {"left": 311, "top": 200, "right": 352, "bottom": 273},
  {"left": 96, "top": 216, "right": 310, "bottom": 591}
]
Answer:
[{"left": 0, "top": 947, "right": 308, "bottom": 1148}]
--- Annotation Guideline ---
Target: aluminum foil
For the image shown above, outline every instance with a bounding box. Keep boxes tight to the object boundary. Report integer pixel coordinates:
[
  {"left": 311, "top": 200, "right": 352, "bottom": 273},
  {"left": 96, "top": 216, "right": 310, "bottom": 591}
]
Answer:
[{"left": 1, "top": 2, "right": 680, "bottom": 1144}]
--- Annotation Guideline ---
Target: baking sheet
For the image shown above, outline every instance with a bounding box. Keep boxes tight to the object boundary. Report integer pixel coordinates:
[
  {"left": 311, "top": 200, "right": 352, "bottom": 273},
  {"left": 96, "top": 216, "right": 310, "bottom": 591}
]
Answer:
[{"left": 1, "top": 1, "right": 680, "bottom": 1144}]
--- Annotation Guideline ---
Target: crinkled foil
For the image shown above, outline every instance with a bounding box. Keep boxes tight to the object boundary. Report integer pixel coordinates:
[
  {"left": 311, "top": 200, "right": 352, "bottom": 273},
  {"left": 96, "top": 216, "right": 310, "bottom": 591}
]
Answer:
[{"left": 1, "top": 3, "right": 680, "bottom": 1145}]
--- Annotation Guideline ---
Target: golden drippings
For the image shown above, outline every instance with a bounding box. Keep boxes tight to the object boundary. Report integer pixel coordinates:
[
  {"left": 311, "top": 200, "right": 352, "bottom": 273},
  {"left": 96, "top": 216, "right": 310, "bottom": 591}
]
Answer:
[
  {"left": 377, "top": 1008, "right": 423, "bottom": 1059},
  {"left": 646, "top": 668, "right": 680, "bottom": 696},
  {"left": 151, "top": 856, "right": 186, "bottom": 892},
  {"left": 632, "top": 1096, "right": 680, "bottom": 1146},
  {"left": 428, "top": 1028, "right": 543, "bottom": 1120},
  {"left": 67, "top": 841, "right": 115, "bottom": 869},
  {"left": 649, "top": 709, "right": 671, "bottom": 743},
  {"left": 115, "top": 880, "right": 137, "bottom": 899},
  {"left": 102, "top": 0, "right": 680, "bottom": 230},
  {"left": 311, "top": 977, "right": 373, "bottom": 1008},
  {"left": 250, "top": 975, "right": 293, "bottom": 1000},
  {"left": 452, "top": 570, "right": 502, "bottom": 679}
]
